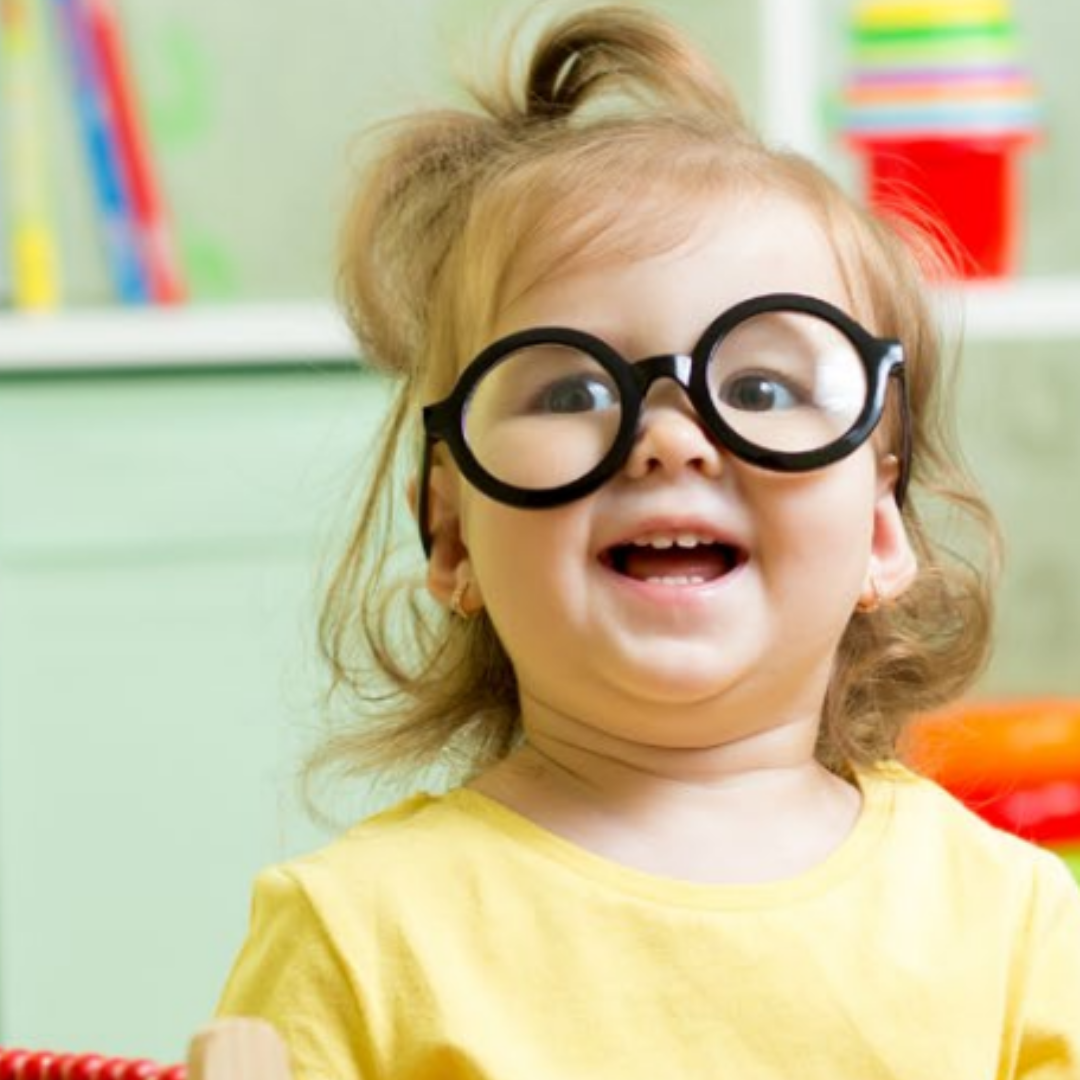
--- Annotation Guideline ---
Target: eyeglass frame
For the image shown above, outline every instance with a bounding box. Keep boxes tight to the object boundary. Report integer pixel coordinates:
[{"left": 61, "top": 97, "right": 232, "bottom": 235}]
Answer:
[{"left": 418, "top": 292, "right": 911, "bottom": 556}]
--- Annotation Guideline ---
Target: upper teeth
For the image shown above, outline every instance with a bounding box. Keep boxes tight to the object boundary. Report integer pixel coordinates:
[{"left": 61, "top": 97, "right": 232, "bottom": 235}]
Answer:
[{"left": 632, "top": 532, "right": 714, "bottom": 549}]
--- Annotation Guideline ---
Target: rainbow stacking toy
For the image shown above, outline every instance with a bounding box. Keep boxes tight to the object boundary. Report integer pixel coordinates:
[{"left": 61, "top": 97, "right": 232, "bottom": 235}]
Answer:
[
  {"left": 904, "top": 699, "right": 1080, "bottom": 884},
  {"left": 842, "top": 0, "right": 1041, "bottom": 277}
]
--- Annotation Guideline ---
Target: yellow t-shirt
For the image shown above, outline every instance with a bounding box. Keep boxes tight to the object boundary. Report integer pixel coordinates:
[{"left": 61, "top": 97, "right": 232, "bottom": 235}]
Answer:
[{"left": 217, "top": 768, "right": 1080, "bottom": 1079}]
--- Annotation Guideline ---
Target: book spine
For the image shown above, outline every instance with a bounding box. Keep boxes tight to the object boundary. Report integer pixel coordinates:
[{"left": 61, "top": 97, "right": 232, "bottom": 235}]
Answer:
[
  {"left": 51, "top": 0, "right": 148, "bottom": 303},
  {"left": 3, "top": 0, "right": 62, "bottom": 309},
  {"left": 85, "top": 0, "right": 185, "bottom": 303}
]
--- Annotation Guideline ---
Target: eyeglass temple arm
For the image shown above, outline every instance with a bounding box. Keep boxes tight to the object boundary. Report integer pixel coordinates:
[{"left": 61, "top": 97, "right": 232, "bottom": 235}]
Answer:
[
  {"left": 418, "top": 436, "right": 437, "bottom": 558},
  {"left": 892, "top": 364, "right": 912, "bottom": 510}
]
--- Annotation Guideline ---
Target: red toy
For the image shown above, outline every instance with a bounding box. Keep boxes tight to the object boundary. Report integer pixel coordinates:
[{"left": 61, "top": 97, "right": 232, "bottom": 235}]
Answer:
[
  {"left": 0, "top": 1050, "right": 183, "bottom": 1080},
  {"left": 0, "top": 1021, "right": 286, "bottom": 1080}
]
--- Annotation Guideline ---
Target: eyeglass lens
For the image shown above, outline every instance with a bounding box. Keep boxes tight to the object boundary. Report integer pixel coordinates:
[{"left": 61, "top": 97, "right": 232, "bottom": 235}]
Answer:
[{"left": 461, "top": 310, "right": 869, "bottom": 491}]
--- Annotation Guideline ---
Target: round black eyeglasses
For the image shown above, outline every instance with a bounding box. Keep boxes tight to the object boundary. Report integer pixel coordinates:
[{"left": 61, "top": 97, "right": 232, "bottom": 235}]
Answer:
[{"left": 419, "top": 293, "right": 910, "bottom": 555}]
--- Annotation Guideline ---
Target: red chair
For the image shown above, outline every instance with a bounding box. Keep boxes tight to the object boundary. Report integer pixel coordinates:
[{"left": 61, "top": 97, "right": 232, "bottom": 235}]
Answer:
[{"left": 0, "top": 1019, "right": 289, "bottom": 1080}]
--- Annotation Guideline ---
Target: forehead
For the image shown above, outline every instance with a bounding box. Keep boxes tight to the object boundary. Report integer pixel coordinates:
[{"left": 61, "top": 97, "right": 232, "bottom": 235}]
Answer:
[{"left": 493, "top": 189, "right": 854, "bottom": 338}]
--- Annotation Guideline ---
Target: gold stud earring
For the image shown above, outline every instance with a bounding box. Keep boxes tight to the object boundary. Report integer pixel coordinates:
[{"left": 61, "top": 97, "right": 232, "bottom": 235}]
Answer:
[
  {"left": 449, "top": 579, "right": 476, "bottom": 620},
  {"left": 856, "top": 576, "right": 885, "bottom": 614}
]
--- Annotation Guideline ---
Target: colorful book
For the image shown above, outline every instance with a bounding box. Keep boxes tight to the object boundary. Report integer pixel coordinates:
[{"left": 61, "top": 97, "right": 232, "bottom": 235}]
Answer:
[
  {"left": 84, "top": 0, "right": 185, "bottom": 303},
  {"left": 50, "top": 0, "right": 148, "bottom": 303},
  {"left": 3, "top": 0, "right": 62, "bottom": 309}
]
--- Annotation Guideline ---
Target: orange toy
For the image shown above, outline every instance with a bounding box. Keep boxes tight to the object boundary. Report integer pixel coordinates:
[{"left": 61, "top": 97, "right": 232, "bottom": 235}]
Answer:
[{"left": 904, "top": 699, "right": 1080, "bottom": 847}]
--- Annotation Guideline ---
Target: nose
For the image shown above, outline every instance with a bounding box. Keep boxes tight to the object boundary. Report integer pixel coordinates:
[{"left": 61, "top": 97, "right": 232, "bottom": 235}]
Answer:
[{"left": 622, "top": 374, "right": 724, "bottom": 481}]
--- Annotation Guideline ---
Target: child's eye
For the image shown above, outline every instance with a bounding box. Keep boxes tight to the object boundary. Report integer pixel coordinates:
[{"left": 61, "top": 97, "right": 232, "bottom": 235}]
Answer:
[
  {"left": 533, "top": 376, "right": 619, "bottom": 414},
  {"left": 718, "top": 372, "right": 804, "bottom": 412}
]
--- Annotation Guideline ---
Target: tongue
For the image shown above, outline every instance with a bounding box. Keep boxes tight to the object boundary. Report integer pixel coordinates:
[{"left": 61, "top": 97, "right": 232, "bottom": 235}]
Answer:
[{"left": 621, "top": 545, "right": 733, "bottom": 582}]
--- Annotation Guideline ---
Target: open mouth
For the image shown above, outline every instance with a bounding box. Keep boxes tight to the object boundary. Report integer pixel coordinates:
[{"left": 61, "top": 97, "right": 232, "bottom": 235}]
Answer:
[{"left": 600, "top": 531, "right": 747, "bottom": 586}]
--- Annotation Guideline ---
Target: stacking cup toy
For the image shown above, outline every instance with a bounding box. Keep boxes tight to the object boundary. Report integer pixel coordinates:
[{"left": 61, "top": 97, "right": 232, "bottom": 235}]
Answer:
[
  {"left": 842, "top": 1, "right": 1041, "bottom": 277},
  {"left": 904, "top": 699, "right": 1080, "bottom": 881}
]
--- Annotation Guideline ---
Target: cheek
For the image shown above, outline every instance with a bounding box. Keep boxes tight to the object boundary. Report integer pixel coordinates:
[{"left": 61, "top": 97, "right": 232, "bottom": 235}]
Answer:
[
  {"left": 744, "top": 460, "right": 878, "bottom": 577},
  {"left": 462, "top": 497, "right": 578, "bottom": 590},
  {"left": 461, "top": 496, "right": 596, "bottom": 631}
]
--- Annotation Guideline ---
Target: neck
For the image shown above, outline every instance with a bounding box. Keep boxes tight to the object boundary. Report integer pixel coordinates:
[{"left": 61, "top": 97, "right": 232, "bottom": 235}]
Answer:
[
  {"left": 468, "top": 696, "right": 862, "bottom": 884},
  {"left": 519, "top": 682, "right": 826, "bottom": 784}
]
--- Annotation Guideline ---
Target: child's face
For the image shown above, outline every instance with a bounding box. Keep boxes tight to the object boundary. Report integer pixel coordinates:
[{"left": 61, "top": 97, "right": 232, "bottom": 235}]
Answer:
[{"left": 427, "top": 190, "right": 915, "bottom": 747}]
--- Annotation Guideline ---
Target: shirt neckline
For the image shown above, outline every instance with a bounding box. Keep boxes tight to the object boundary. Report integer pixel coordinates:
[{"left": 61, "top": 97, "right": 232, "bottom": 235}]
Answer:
[{"left": 440, "top": 767, "right": 903, "bottom": 910}]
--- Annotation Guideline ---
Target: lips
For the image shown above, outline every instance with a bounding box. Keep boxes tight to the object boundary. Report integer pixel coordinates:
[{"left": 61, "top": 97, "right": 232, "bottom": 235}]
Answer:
[{"left": 600, "top": 529, "right": 747, "bottom": 585}]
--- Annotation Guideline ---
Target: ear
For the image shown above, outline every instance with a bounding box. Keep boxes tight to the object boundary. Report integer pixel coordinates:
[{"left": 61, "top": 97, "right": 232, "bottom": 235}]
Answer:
[
  {"left": 416, "top": 463, "right": 483, "bottom": 613},
  {"left": 861, "top": 456, "right": 918, "bottom": 607}
]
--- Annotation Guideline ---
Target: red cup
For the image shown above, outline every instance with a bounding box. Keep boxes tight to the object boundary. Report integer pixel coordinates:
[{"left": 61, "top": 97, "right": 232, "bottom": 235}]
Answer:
[{"left": 852, "top": 135, "right": 1030, "bottom": 278}]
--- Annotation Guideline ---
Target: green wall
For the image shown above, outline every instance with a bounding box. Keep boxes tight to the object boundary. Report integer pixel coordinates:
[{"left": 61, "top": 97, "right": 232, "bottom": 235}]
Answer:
[
  {"left": 0, "top": 368, "right": 388, "bottom": 1059},
  {"left": 959, "top": 340, "right": 1080, "bottom": 696}
]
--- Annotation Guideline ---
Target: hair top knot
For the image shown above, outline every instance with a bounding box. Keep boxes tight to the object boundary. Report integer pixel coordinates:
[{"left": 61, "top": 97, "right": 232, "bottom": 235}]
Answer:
[
  {"left": 469, "top": 4, "right": 745, "bottom": 129},
  {"left": 525, "top": 37, "right": 591, "bottom": 121}
]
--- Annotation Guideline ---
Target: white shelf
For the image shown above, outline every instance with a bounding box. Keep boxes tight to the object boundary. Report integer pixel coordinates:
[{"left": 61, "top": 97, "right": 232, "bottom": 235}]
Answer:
[
  {"left": 759, "top": 0, "right": 826, "bottom": 159},
  {"left": 1, "top": 281, "right": 1078, "bottom": 375},
  {"left": 947, "top": 278, "right": 1080, "bottom": 340},
  {"left": 0, "top": 301, "right": 358, "bottom": 373}
]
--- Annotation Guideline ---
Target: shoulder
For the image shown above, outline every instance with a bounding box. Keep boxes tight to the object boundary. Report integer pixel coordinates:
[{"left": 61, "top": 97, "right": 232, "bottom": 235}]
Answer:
[
  {"left": 256, "top": 790, "right": 506, "bottom": 920},
  {"left": 865, "top": 763, "right": 1080, "bottom": 908}
]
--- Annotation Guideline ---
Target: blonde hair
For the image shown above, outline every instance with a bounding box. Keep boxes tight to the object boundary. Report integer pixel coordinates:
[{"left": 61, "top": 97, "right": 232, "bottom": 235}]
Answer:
[{"left": 310, "top": 4, "right": 1000, "bottom": 797}]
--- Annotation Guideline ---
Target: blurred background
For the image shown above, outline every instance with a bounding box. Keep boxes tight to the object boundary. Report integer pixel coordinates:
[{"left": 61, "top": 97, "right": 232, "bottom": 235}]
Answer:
[{"left": 0, "top": 0, "right": 1076, "bottom": 1063}]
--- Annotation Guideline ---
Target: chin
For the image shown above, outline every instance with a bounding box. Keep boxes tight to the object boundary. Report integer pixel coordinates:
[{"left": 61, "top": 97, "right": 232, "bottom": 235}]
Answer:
[
  {"left": 608, "top": 640, "right": 753, "bottom": 696},
  {"left": 603, "top": 665, "right": 750, "bottom": 714}
]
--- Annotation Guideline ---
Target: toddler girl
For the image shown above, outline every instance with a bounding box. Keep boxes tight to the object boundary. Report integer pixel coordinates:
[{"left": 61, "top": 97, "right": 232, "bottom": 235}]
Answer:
[{"left": 217, "top": 6, "right": 1080, "bottom": 1077}]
